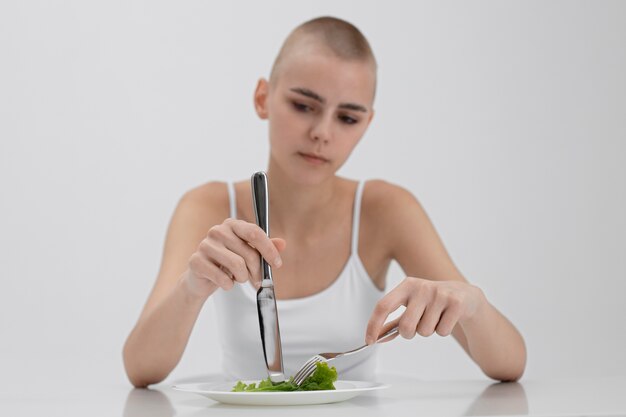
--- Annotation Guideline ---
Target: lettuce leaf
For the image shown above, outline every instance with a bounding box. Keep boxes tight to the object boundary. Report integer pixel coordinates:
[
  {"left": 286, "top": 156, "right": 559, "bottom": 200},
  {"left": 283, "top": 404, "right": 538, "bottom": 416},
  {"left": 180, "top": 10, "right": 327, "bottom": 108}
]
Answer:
[{"left": 231, "top": 362, "right": 338, "bottom": 392}]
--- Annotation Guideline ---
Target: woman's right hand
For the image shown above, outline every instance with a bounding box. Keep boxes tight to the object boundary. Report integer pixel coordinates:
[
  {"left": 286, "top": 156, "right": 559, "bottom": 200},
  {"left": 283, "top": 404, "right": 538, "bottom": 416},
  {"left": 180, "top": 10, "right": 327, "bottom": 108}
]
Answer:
[{"left": 182, "top": 218, "right": 286, "bottom": 299}]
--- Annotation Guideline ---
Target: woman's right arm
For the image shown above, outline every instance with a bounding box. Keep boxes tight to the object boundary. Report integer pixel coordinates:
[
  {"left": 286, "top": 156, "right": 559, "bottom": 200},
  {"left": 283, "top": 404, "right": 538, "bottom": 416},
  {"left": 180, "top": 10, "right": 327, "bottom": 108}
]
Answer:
[{"left": 122, "top": 183, "right": 284, "bottom": 387}]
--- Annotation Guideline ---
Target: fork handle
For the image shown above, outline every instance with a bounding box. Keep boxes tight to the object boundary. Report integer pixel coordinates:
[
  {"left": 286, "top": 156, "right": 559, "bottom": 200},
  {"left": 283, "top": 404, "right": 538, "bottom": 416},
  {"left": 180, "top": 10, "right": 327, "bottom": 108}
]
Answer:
[{"left": 334, "top": 326, "right": 400, "bottom": 359}]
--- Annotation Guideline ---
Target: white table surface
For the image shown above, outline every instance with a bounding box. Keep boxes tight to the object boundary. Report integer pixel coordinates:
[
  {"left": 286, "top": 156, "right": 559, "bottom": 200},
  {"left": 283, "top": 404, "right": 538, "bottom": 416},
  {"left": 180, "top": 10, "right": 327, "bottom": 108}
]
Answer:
[{"left": 2, "top": 374, "right": 625, "bottom": 417}]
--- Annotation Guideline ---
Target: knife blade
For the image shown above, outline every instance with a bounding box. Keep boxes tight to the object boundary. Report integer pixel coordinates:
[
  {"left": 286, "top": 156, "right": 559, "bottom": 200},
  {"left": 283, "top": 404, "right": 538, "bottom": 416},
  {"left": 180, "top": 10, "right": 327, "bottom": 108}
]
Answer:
[{"left": 251, "top": 171, "right": 286, "bottom": 383}]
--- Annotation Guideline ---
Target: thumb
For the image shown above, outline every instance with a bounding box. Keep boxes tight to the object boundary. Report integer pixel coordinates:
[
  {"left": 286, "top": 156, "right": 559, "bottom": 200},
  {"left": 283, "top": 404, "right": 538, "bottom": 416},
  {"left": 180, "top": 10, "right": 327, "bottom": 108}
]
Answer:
[{"left": 271, "top": 237, "right": 287, "bottom": 252}]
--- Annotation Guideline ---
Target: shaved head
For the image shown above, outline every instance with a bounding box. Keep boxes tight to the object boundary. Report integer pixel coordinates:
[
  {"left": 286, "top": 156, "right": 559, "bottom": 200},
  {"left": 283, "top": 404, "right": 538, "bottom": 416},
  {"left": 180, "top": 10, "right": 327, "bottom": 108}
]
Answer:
[{"left": 269, "top": 16, "right": 377, "bottom": 87}]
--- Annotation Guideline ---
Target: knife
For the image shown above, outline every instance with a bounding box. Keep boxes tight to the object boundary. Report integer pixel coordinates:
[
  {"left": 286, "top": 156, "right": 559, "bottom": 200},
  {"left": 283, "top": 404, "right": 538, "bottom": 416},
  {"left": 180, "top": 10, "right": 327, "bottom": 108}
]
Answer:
[{"left": 251, "top": 171, "right": 286, "bottom": 383}]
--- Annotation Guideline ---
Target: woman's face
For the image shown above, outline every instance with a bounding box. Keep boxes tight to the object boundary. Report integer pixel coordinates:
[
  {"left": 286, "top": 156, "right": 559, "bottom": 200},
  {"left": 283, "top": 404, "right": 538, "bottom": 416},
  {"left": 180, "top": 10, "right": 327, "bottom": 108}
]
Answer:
[{"left": 255, "top": 48, "right": 376, "bottom": 185}]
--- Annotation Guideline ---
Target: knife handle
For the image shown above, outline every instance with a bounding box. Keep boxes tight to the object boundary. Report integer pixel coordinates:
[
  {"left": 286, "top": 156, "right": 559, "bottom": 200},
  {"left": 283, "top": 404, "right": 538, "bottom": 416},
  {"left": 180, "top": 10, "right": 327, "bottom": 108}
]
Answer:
[
  {"left": 251, "top": 171, "right": 269, "bottom": 235},
  {"left": 251, "top": 171, "right": 272, "bottom": 284}
]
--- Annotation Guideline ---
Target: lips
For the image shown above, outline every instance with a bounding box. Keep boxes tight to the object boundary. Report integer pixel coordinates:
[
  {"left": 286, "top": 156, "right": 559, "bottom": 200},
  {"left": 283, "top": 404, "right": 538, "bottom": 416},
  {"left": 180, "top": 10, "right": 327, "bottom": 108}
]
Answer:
[{"left": 298, "top": 152, "right": 329, "bottom": 164}]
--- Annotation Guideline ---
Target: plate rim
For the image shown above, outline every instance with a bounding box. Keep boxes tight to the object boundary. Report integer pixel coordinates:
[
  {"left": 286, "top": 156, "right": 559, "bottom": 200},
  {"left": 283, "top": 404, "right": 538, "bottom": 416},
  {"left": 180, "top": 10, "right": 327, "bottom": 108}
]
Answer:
[{"left": 172, "top": 379, "right": 390, "bottom": 396}]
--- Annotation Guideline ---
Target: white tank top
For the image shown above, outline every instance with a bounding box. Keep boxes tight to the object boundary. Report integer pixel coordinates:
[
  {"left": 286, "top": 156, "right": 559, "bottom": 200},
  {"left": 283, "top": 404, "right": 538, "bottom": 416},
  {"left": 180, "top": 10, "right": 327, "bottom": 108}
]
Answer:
[{"left": 210, "top": 180, "right": 384, "bottom": 381}]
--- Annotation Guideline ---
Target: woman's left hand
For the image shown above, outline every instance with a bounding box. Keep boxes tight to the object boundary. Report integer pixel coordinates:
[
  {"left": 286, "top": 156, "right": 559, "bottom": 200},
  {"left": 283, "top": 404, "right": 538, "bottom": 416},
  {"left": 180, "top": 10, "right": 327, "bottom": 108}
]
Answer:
[{"left": 365, "top": 276, "right": 487, "bottom": 345}]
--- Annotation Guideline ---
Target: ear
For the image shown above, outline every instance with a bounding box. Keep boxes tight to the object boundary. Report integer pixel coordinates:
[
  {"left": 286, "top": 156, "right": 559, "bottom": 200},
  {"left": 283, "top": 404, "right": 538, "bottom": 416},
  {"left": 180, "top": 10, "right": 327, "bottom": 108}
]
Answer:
[
  {"left": 366, "top": 108, "right": 375, "bottom": 127},
  {"left": 367, "top": 109, "right": 375, "bottom": 126},
  {"left": 253, "top": 78, "right": 270, "bottom": 119}
]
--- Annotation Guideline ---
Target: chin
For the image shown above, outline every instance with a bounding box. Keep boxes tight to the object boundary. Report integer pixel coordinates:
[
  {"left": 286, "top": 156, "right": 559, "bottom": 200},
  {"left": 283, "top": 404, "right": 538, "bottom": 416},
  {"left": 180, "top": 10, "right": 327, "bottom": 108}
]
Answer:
[{"left": 269, "top": 152, "right": 339, "bottom": 186}]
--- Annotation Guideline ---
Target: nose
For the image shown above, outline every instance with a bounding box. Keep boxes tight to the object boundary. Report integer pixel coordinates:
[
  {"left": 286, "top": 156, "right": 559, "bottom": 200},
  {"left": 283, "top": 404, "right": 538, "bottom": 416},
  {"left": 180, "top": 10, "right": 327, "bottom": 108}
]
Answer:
[{"left": 309, "top": 114, "right": 332, "bottom": 144}]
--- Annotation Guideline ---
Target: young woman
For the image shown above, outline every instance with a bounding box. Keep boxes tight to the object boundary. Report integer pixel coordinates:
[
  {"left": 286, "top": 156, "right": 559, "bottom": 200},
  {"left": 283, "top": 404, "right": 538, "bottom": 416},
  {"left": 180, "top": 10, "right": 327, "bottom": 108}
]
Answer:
[{"left": 123, "top": 16, "right": 526, "bottom": 388}]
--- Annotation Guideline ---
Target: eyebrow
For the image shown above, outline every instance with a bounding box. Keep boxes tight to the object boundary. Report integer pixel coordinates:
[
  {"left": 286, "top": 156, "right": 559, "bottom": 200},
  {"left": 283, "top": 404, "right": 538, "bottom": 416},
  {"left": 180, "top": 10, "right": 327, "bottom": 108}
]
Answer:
[{"left": 289, "top": 87, "right": 368, "bottom": 113}]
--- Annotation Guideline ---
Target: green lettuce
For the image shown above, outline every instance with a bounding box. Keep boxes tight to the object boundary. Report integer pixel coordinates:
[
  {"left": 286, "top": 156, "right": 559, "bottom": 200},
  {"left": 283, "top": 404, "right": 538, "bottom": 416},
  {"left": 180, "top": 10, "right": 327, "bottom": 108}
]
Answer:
[{"left": 232, "top": 362, "right": 338, "bottom": 392}]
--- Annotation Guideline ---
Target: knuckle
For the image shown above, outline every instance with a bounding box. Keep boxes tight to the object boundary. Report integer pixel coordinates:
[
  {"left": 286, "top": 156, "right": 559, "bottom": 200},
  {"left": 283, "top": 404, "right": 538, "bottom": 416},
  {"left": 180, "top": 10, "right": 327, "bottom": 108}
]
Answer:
[
  {"left": 198, "top": 238, "right": 209, "bottom": 250},
  {"left": 236, "top": 257, "right": 247, "bottom": 273},
  {"left": 417, "top": 324, "right": 434, "bottom": 337},
  {"left": 199, "top": 239, "right": 217, "bottom": 256},
  {"left": 215, "top": 224, "right": 232, "bottom": 238},
  {"left": 449, "top": 294, "right": 463, "bottom": 308},
  {"left": 246, "top": 228, "right": 260, "bottom": 242},
  {"left": 416, "top": 328, "right": 430, "bottom": 337},
  {"left": 221, "top": 278, "right": 235, "bottom": 290},
  {"left": 242, "top": 246, "right": 259, "bottom": 265},
  {"left": 432, "top": 284, "right": 442, "bottom": 298},
  {"left": 207, "top": 225, "right": 221, "bottom": 238},
  {"left": 418, "top": 280, "right": 431, "bottom": 294},
  {"left": 234, "top": 259, "right": 248, "bottom": 282},
  {"left": 222, "top": 255, "right": 236, "bottom": 270},
  {"left": 249, "top": 256, "right": 261, "bottom": 274},
  {"left": 374, "top": 300, "right": 390, "bottom": 314},
  {"left": 188, "top": 253, "right": 202, "bottom": 270},
  {"left": 429, "top": 286, "right": 441, "bottom": 302},
  {"left": 226, "top": 276, "right": 236, "bottom": 289},
  {"left": 436, "top": 326, "right": 452, "bottom": 337},
  {"left": 404, "top": 276, "right": 418, "bottom": 288},
  {"left": 434, "top": 291, "right": 448, "bottom": 307},
  {"left": 246, "top": 249, "right": 260, "bottom": 265},
  {"left": 398, "top": 319, "right": 416, "bottom": 339},
  {"left": 253, "top": 269, "right": 263, "bottom": 283}
]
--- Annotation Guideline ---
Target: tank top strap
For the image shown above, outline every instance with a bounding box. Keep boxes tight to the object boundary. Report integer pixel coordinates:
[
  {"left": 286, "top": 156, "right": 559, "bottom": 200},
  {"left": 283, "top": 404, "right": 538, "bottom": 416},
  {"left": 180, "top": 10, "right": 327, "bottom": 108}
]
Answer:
[
  {"left": 351, "top": 181, "right": 365, "bottom": 255},
  {"left": 227, "top": 182, "right": 237, "bottom": 219}
]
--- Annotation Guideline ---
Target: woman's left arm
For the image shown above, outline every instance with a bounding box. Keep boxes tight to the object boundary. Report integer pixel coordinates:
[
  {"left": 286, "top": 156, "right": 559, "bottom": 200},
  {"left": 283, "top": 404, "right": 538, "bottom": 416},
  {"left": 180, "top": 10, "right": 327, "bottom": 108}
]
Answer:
[{"left": 365, "top": 182, "right": 526, "bottom": 382}]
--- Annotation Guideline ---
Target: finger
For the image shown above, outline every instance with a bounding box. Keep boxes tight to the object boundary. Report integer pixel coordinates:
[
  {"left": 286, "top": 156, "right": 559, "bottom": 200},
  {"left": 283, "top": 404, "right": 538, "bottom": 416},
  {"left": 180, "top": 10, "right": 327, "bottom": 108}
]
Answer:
[
  {"left": 416, "top": 299, "right": 446, "bottom": 337},
  {"left": 436, "top": 302, "right": 463, "bottom": 337},
  {"left": 240, "top": 238, "right": 287, "bottom": 285},
  {"left": 272, "top": 238, "right": 287, "bottom": 253},
  {"left": 207, "top": 262, "right": 235, "bottom": 290},
  {"left": 190, "top": 253, "right": 234, "bottom": 291},
  {"left": 221, "top": 236, "right": 287, "bottom": 286},
  {"left": 206, "top": 223, "right": 254, "bottom": 283},
  {"left": 231, "top": 221, "right": 283, "bottom": 268},
  {"left": 219, "top": 264, "right": 233, "bottom": 279},
  {"left": 366, "top": 289, "right": 408, "bottom": 345},
  {"left": 218, "top": 230, "right": 263, "bottom": 284},
  {"left": 398, "top": 297, "right": 427, "bottom": 340},
  {"left": 377, "top": 318, "right": 401, "bottom": 344},
  {"left": 199, "top": 239, "right": 248, "bottom": 285}
]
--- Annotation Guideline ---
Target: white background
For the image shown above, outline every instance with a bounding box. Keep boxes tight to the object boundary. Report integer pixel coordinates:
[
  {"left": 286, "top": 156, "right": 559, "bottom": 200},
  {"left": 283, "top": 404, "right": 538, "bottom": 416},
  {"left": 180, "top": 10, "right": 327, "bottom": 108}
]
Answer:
[{"left": 1, "top": 1, "right": 625, "bottom": 389}]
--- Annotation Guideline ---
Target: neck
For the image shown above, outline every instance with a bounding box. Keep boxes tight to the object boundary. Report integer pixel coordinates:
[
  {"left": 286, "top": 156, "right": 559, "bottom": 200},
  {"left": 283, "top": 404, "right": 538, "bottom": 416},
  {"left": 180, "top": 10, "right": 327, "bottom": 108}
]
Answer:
[{"left": 265, "top": 162, "right": 341, "bottom": 238}]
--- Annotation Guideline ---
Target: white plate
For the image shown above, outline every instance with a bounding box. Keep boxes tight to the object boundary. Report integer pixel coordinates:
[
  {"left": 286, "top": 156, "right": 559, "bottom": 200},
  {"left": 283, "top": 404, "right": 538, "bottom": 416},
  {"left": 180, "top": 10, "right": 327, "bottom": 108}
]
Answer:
[{"left": 172, "top": 380, "right": 389, "bottom": 406}]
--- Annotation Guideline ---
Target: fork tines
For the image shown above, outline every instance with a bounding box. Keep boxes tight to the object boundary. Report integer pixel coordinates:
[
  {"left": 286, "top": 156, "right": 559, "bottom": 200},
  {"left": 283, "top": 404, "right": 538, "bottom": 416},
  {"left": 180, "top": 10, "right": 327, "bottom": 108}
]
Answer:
[{"left": 292, "top": 355, "right": 325, "bottom": 386}]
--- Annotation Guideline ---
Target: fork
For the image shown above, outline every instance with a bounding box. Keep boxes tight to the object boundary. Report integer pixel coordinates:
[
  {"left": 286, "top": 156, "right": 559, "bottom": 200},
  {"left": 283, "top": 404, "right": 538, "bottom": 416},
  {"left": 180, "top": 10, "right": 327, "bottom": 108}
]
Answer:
[{"left": 291, "top": 326, "right": 399, "bottom": 386}]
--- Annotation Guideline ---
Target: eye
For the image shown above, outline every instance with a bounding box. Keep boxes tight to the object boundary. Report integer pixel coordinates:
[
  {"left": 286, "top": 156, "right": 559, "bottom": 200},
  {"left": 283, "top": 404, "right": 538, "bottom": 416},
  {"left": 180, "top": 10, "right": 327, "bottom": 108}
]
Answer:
[
  {"left": 292, "top": 102, "right": 313, "bottom": 112},
  {"left": 339, "top": 114, "right": 359, "bottom": 125}
]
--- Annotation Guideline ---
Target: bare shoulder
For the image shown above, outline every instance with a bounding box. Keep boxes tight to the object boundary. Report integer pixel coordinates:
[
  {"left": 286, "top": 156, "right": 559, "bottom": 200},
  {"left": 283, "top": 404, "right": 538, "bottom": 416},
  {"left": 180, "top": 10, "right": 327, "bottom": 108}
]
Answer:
[
  {"left": 362, "top": 179, "right": 418, "bottom": 203},
  {"left": 165, "top": 180, "right": 232, "bottom": 256},
  {"left": 358, "top": 180, "right": 426, "bottom": 277},
  {"left": 166, "top": 180, "right": 230, "bottom": 258},
  {"left": 363, "top": 179, "right": 465, "bottom": 282},
  {"left": 361, "top": 179, "right": 423, "bottom": 259},
  {"left": 177, "top": 181, "right": 230, "bottom": 220},
  {"left": 180, "top": 181, "right": 228, "bottom": 209},
  {"left": 361, "top": 178, "right": 450, "bottom": 260},
  {"left": 165, "top": 181, "right": 231, "bottom": 249},
  {"left": 361, "top": 179, "right": 425, "bottom": 227}
]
